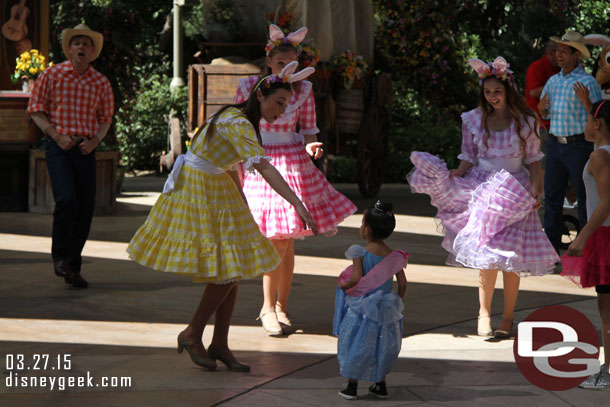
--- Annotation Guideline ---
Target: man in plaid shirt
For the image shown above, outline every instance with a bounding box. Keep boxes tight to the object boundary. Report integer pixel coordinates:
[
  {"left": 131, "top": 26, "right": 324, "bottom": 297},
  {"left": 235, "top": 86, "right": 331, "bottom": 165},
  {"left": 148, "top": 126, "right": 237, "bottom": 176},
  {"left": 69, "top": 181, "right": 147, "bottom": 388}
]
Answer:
[
  {"left": 28, "top": 24, "right": 114, "bottom": 288},
  {"left": 538, "top": 30, "right": 602, "bottom": 253}
]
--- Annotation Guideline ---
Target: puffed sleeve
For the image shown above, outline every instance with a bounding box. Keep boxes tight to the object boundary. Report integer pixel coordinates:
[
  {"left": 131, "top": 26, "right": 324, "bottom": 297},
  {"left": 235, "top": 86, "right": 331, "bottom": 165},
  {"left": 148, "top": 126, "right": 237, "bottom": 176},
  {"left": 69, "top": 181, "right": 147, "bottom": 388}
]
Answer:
[
  {"left": 457, "top": 109, "right": 479, "bottom": 164},
  {"left": 27, "top": 66, "right": 52, "bottom": 115},
  {"left": 345, "top": 244, "right": 367, "bottom": 259},
  {"left": 234, "top": 76, "right": 257, "bottom": 105},
  {"left": 96, "top": 76, "right": 115, "bottom": 124},
  {"left": 297, "top": 85, "right": 320, "bottom": 136},
  {"left": 221, "top": 115, "right": 267, "bottom": 172},
  {"left": 523, "top": 117, "right": 544, "bottom": 164}
]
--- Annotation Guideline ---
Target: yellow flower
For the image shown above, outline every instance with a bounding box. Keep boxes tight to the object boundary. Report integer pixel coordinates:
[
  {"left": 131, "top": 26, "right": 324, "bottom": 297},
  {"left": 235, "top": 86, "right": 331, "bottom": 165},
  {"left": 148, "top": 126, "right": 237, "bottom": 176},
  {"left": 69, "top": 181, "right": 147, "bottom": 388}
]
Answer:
[
  {"left": 20, "top": 52, "right": 31, "bottom": 60},
  {"left": 30, "top": 49, "right": 39, "bottom": 55},
  {"left": 29, "top": 67, "right": 37, "bottom": 74}
]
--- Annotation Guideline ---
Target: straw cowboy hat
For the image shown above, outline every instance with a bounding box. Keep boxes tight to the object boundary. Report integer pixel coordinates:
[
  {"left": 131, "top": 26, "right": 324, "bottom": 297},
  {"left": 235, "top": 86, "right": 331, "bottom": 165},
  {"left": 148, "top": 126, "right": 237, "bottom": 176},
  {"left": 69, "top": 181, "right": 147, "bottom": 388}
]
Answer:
[
  {"left": 550, "top": 30, "right": 591, "bottom": 59},
  {"left": 62, "top": 24, "right": 104, "bottom": 62}
]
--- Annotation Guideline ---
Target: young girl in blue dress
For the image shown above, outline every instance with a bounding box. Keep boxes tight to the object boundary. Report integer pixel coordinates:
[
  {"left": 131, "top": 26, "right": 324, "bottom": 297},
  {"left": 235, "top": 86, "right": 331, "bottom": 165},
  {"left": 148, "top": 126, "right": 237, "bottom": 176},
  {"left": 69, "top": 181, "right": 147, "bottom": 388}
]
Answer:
[{"left": 333, "top": 201, "right": 408, "bottom": 400}]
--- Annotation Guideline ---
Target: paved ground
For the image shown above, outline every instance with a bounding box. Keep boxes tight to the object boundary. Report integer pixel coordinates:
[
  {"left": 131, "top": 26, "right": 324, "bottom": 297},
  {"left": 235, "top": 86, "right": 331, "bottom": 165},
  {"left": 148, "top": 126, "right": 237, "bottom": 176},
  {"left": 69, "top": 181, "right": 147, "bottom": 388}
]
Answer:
[{"left": 0, "top": 175, "right": 607, "bottom": 406}]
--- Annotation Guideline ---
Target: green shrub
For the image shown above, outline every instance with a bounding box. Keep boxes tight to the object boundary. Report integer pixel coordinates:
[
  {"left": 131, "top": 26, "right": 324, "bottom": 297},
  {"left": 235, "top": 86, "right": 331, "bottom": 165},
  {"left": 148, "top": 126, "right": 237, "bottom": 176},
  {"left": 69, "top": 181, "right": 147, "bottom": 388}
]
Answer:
[
  {"left": 383, "top": 120, "right": 461, "bottom": 183},
  {"left": 116, "top": 74, "right": 188, "bottom": 171},
  {"left": 327, "top": 155, "right": 357, "bottom": 183}
]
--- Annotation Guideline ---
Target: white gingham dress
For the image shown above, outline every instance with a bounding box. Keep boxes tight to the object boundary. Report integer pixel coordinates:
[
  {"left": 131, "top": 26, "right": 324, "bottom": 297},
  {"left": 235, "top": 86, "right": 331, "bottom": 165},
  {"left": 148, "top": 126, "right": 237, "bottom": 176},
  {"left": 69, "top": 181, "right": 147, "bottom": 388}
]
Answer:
[
  {"left": 235, "top": 77, "right": 357, "bottom": 239},
  {"left": 407, "top": 108, "right": 559, "bottom": 275}
]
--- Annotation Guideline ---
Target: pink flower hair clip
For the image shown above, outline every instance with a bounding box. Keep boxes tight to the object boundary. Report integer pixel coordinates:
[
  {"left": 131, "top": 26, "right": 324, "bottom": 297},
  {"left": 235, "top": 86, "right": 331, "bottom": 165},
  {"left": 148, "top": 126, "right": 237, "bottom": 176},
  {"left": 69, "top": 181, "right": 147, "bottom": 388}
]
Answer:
[
  {"left": 469, "top": 56, "right": 515, "bottom": 85},
  {"left": 265, "top": 24, "right": 308, "bottom": 55},
  {"left": 253, "top": 61, "right": 315, "bottom": 93}
]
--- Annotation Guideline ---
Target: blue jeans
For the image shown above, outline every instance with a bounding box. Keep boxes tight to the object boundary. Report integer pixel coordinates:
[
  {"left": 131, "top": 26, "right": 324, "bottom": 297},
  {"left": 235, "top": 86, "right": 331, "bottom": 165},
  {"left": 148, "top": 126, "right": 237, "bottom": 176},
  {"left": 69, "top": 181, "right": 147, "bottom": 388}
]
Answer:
[
  {"left": 45, "top": 138, "right": 96, "bottom": 273},
  {"left": 543, "top": 136, "right": 593, "bottom": 252}
]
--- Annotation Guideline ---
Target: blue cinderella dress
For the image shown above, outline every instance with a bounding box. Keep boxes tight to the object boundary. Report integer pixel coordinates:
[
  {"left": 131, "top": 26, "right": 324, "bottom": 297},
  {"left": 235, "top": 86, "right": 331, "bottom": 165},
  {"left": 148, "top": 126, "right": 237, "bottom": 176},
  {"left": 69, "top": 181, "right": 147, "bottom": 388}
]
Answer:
[{"left": 333, "top": 245, "right": 405, "bottom": 382}]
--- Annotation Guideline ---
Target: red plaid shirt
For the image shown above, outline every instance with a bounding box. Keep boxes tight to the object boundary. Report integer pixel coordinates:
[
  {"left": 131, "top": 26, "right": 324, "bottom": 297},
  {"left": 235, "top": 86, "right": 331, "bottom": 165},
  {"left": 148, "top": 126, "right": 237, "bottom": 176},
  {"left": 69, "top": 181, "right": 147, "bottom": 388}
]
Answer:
[{"left": 27, "top": 60, "right": 114, "bottom": 138}]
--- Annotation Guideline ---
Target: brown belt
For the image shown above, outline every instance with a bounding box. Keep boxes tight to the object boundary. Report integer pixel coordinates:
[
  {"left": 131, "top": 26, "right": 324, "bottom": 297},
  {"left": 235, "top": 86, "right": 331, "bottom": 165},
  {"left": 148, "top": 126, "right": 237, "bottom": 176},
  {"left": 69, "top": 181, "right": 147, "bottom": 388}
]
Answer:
[{"left": 550, "top": 133, "right": 585, "bottom": 144}]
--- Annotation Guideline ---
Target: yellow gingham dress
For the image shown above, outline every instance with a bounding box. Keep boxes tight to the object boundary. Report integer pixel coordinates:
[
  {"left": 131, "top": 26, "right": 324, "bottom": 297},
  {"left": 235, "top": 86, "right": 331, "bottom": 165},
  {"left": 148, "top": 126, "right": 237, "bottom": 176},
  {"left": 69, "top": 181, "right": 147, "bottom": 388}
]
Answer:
[{"left": 127, "top": 108, "right": 281, "bottom": 283}]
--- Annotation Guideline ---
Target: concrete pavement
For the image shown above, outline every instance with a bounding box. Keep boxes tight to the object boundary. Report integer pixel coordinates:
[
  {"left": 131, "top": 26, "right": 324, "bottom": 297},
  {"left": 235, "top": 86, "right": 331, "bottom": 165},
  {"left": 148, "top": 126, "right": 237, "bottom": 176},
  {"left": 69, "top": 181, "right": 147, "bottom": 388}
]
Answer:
[{"left": 0, "top": 175, "right": 607, "bottom": 406}]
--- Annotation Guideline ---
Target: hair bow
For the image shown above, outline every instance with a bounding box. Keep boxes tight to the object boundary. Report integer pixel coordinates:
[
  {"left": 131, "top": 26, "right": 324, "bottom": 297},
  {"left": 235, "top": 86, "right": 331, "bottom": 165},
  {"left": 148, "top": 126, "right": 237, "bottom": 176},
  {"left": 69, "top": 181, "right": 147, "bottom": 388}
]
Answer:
[
  {"left": 469, "top": 56, "right": 514, "bottom": 84},
  {"left": 266, "top": 24, "right": 308, "bottom": 55}
]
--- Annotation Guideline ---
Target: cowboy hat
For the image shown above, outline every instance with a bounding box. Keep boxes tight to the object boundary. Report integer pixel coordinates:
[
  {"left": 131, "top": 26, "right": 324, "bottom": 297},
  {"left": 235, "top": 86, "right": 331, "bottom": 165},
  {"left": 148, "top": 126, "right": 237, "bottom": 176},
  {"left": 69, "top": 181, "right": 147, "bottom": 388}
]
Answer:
[
  {"left": 550, "top": 30, "right": 591, "bottom": 59},
  {"left": 62, "top": 24, "right": 103, "bottom": 62}
]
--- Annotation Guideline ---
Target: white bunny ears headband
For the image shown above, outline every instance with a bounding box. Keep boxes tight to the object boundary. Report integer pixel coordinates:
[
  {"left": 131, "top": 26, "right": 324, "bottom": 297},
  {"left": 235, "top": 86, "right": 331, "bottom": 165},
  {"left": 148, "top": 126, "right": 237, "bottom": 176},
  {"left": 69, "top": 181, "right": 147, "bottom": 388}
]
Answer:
[
  {"left": 469, "top": 56, "right": 515, "bottom": 85},
  {"left": 252, "top": 61, "right": 315, "bottom": 93},
  {"left": 265, "top": 24, "right": 308, "bottom": 55}
]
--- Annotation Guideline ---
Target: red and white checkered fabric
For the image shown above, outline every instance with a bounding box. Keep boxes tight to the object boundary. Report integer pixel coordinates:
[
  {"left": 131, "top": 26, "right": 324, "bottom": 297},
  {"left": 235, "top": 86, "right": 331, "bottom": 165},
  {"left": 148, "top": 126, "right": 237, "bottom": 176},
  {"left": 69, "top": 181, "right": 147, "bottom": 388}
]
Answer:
[
  {"left": 235, "top": 76, "right": 319, "bottom": 136},
  {"left": 242, "top": 142, "right": 357, "bottom": 239},
  {"left": 27, "top": 61, "right": 114, "bottom": 138}
]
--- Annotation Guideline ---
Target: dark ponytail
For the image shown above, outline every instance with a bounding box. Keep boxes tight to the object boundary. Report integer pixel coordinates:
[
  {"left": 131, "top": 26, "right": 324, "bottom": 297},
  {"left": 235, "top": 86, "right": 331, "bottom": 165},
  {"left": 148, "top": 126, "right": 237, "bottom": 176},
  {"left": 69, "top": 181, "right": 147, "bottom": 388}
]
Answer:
[{"left": 591, "top": 100, "right": 610, "bottom": 129}]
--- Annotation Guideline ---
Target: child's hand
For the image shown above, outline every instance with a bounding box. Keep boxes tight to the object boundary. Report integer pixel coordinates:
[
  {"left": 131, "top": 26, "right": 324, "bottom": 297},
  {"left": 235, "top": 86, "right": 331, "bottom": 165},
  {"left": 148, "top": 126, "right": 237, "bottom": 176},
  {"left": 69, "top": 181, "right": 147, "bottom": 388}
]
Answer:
[
  {"left": 538, "top": 94, "right": 551, "bottom": 116},
  {"left": 566, "top": 236, "right": 586, "bottom": 257},
  {"left": 573, "top": 82, "right": 590, "bottom": 106},
  {"left": 530, "top": 186, "right": 541, "bottom": 210}
]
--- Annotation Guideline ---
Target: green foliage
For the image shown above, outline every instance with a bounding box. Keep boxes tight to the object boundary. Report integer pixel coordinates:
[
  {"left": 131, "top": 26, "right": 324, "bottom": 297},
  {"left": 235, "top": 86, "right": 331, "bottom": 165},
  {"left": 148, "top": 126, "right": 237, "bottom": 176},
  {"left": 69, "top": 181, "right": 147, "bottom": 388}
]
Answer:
[
  {"left": 116, "top": 75, "right": 188, "bottom": 171},
  {"left": 328, "top": 155, "right": 357, "bottom": 183},
  {"left": 373, "top": 0, "right": 481, "bottom": 117},
  {"left": 568, "top": 0, "right": 610, "bottom": 68},
  {"left": 202, "top": 0, "right": 243, "bottom": 32},
  {"left": 183, "top": 1, "right": 205, "bottom": 38},
  {"left": 384, "top": 120, "right": 461, "bottom": 182}
]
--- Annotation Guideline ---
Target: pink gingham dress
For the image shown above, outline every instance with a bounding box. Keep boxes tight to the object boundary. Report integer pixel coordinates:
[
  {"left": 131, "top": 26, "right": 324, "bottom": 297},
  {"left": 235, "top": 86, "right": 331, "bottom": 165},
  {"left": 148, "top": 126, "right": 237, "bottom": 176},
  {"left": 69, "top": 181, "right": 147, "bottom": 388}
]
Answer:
[
  {"left": 407, "top": 108, "right": 559, "bottom": 275},
  {"left": 235, "top": 77, "right": 357, "bottom": 239}
]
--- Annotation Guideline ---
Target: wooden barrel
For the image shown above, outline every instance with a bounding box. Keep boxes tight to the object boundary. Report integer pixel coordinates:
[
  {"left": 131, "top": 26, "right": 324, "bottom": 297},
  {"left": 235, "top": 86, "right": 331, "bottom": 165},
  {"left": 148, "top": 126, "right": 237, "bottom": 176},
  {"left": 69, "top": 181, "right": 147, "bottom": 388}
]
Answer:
[
  {"left": 335, "top": 88, "right": 364, "bottom": 134},
  {"left": 28, "top": 150, "right": 119, "bottom": 215}
]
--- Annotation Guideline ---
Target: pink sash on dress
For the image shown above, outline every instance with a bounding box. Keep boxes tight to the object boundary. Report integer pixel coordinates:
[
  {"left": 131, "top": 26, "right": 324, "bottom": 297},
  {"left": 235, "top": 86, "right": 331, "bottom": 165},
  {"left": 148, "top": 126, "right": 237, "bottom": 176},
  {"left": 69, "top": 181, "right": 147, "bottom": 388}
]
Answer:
[{"left": 337, "top": 251, "right": 409, "bottom": 297}]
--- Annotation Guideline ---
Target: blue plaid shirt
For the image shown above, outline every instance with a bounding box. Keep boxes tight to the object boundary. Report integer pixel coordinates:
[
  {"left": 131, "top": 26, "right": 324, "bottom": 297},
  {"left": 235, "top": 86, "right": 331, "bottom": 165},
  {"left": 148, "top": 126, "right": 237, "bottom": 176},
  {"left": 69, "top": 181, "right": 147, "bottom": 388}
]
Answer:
[{"left": 542, "top": 65, "right": 602, "bottom": 137}]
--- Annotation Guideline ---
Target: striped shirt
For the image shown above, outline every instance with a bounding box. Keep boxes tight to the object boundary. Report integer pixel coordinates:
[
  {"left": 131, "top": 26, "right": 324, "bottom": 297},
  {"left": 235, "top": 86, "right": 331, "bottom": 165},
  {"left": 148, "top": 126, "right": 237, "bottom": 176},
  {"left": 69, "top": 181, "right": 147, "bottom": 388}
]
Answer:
[
  {"left": 541, "top": 65, "right": 602, "bottom": 137},
  {"left": 27, "top": 60, "right": 114, "bottom": 138}
]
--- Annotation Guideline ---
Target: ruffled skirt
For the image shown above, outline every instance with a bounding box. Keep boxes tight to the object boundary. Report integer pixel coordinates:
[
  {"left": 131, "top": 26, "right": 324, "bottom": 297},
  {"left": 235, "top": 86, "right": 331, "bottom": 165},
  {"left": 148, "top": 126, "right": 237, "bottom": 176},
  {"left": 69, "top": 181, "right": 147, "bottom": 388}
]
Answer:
[
  {"left": 127, "top": 165, "right": 281, "bottom": 283},
  {"left": 560, "top": 226, "right": 610, "bottom": 288},
  {"left": 242, "top": 142, "right": 357, "bottom": 239},
  {"left": 334, "top": 287, "right": 403, "bottom": 382},
  {"left": 407, "top": 151, "right": 558, "bottom": 275}
]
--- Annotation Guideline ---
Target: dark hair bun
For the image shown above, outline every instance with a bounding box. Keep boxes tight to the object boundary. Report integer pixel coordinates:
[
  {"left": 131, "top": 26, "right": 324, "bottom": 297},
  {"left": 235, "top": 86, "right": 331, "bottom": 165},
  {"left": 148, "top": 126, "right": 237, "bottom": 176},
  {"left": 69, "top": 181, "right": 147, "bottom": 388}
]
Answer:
[{"left": 374, "top": 200, "right": 394, "bottom": 215}]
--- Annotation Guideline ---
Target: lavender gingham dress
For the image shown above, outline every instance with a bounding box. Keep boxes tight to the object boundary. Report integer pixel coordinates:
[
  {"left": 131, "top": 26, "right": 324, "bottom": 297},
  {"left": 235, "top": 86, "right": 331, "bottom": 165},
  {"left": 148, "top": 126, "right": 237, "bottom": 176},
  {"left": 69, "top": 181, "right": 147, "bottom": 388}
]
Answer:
[
  {"left": 407, "top": 108, "right": 559, "bottom": 275},
  {"left": 235, "top": 77, "right": 357, "bottom": 239}
]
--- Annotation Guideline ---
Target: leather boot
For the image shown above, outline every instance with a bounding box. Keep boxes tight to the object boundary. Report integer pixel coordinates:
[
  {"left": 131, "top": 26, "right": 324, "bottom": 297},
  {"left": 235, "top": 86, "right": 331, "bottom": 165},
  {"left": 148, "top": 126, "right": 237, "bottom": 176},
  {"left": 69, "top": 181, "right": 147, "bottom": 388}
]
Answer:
[
  {"left": 64, "top": 272, "right": 88, "bottom": 288},
  {"left": 53, "top": 260, "right": 70, "bottom": 277}
]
